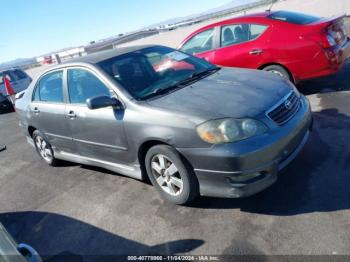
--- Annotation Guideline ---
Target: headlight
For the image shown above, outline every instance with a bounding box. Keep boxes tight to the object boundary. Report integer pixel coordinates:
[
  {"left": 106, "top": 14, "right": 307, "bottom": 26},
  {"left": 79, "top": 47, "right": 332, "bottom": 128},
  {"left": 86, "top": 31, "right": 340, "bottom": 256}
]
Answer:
[{"left": 197, "top": 118, "right": 268, "bottom": 144}]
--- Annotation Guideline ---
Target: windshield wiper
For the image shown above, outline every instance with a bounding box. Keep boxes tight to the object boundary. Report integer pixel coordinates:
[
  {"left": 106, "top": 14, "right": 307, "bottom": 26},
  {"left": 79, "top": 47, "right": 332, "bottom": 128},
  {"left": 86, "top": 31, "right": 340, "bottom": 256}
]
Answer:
[
  {"left": 142, "top": 67, "right": 221, "bottom": 100},
  {"left": 187, "top": 66, "right": 221, "bottom": 80},
  {"left": 146, "top": 82, "right": 187, "bottom": 99}
]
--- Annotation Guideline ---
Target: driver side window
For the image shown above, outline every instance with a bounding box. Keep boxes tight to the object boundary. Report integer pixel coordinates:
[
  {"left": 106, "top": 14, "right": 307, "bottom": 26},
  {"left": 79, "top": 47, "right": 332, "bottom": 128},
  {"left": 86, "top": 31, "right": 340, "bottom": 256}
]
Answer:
[
  {"left": 67, "top": 69, "right": 111, "bottom": 104},
  {"left": 180, "top": 28, "right": 215, "bottom": 55}
]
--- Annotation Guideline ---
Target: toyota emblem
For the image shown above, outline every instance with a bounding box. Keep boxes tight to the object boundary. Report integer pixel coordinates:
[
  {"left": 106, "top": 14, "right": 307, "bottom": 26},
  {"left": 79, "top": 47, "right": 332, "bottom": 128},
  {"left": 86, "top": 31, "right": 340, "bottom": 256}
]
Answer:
[{"left": 285, "top": 100, "right": 292, "bottom": 110}]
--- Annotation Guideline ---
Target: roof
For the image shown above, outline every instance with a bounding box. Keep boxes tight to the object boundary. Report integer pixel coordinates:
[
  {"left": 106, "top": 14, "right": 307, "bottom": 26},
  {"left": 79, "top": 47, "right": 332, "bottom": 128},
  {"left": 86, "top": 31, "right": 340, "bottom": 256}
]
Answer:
[
  {"left": 66, "top": 45, "right": 155, "bottom": 65},
  {"left": 197, "top": 11, "right": 271, "bottom": 31}
]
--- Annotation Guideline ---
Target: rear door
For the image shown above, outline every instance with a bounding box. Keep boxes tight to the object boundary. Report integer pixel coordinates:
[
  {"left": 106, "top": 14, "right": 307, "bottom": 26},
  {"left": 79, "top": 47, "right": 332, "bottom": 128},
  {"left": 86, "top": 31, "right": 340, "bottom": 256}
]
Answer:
[
  {"left": 65, "top": 67, "right": 129, "bottom": 164},
  {"left": 179, "top": 27, "right": 218, "bottom": 63},
  {"left": 30, "top": 70, "right": 73, "bottom": 152},
  {"left": 213, "top": 23, "right": 270, "bottom": 68}
]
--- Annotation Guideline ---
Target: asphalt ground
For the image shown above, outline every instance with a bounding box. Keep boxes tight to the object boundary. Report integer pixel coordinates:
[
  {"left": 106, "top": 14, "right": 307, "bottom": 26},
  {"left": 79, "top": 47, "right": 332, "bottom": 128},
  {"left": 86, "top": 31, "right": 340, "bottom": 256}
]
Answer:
[{"left": 0, "top": 61, "right": 350, "bottom": 260}]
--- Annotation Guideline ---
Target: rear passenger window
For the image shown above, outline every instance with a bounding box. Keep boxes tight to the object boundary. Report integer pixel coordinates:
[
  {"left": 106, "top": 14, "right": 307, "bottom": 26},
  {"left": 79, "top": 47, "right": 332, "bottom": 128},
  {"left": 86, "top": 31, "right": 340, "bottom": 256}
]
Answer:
[
  {"left": 221, "top": 24, "right": 268, "bottom": 47},
  {"left": 67, "top": 69, "right": 111, "bottom": 104},
  {"left": 268, "top": 11, "right": 319, "bottom": 25},
  {"left": 250, "top": 24, "right": 268, "bottom": 40},
  {"left": 33, "top": 71, "right": 64, "bottom": 103},
  {"left": 180, "top": 28, "right": 215, "bottom": 55}
]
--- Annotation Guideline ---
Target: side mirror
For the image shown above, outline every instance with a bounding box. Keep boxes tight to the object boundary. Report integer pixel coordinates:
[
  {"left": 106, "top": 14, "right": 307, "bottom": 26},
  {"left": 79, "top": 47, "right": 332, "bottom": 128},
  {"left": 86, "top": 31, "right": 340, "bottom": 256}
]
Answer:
[{"left": 86, "top": 96, "right": 123, "bottom": 110}]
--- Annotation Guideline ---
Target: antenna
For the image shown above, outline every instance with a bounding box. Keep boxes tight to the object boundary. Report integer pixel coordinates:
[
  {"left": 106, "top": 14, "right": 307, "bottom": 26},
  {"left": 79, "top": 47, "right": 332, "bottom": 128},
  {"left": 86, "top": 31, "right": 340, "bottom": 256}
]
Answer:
[{"left": 266, "top": 0, "right": 277, "bottom": 13}]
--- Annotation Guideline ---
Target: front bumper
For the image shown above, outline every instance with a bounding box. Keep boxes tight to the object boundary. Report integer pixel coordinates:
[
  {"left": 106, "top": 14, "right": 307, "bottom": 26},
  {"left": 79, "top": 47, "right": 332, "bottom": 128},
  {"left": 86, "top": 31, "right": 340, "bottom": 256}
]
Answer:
[{"left": 178, "top": 96, "right": 312, "bottom": 198}]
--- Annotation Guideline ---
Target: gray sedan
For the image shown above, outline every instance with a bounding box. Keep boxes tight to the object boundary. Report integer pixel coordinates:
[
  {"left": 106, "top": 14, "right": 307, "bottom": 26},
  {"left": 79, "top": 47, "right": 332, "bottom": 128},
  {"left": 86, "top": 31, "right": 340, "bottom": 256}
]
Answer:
[{"left": 15, "top": 45, "right": 312, "bottom": 204}]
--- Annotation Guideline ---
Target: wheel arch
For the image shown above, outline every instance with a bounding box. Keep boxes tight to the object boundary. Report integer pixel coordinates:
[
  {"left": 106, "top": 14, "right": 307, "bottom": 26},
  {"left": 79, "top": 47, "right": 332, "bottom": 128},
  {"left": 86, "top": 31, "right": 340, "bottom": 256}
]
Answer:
[
  {"left": 28, "top": 126, "right": 37, "bottom": 137},
  {"left": 138, "top": 140, "right": 170, "bottom": 180},
  {"left": 137, "top": 140, "right": 195, "bottom": 181}
]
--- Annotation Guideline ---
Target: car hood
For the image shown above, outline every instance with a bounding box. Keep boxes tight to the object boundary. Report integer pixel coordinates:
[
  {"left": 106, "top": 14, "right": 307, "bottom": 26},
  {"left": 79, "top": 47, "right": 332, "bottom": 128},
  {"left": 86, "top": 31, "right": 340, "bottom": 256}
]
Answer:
[{"left": 147, "top": 67, "right": 293, "bottom": 121}]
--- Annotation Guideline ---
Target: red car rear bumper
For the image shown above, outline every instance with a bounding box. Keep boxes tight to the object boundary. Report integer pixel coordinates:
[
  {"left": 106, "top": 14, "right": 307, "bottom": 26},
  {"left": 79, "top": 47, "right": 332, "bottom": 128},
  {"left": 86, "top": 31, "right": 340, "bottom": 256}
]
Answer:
[{"left": 294, "top": 38, "right": 350, "bottom": 82}]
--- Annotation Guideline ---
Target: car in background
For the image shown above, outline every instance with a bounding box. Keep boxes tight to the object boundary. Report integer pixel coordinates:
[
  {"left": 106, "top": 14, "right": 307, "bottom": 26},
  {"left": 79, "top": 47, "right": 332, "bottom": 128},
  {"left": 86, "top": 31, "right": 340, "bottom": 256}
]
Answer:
[
  {"left": 43, "top": 56, "right": 53, "bottom": 64},
  {"left": 0, "top": 223, "right": 41, "bottom": 262},
  {"left": 0, "top": 68, "right": 32, "bottom": 95},
  {"left": 16, "top": 45, "right": 312, "bottom": 204},
  {"left": 178, "top": 10, "right": 350, "bottom": 83}
]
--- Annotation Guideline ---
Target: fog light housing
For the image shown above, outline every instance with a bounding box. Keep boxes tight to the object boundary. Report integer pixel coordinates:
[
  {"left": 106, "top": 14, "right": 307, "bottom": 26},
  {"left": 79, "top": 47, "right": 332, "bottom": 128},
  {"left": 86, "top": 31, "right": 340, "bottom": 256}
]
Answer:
[{"left": 226, "top": 172, "right": 264, "bottom": 184}]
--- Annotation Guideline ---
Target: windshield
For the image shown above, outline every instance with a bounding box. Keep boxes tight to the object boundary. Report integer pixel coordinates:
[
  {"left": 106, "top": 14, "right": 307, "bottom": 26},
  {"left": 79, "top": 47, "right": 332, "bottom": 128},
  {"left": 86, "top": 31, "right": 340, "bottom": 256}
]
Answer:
[
  {"left": 98, "top": 46, "right": 218, "bottom": 100},
  {"left": 268, "top": 11, "right": 320, "bottom": 25}
]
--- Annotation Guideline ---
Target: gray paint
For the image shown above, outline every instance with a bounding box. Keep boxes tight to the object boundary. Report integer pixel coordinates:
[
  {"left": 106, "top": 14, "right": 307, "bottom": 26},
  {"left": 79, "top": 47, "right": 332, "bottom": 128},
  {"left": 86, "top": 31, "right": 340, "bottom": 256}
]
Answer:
[{"left": 15, "top": 45, "right": 311, "bottom": 197}]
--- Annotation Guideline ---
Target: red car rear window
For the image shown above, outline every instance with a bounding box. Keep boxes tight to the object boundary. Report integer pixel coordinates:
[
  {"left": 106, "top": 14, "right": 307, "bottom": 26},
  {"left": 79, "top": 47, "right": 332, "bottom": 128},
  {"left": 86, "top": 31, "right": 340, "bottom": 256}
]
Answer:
[{"left": 268, "top": 11, "right": 320, "bottom": 25}]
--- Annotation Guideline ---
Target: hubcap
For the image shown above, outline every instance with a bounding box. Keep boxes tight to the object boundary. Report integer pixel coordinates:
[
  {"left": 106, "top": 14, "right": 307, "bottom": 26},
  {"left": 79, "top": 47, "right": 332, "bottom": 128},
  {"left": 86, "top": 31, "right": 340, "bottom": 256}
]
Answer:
[
  {"left": 35, "top": 136, "right": 52, "bottom": 162},
  {"left": 151, "top": 154, "right": 183, "bottom": 196},
  {"left": 268, "top": 69, "right": 285, "bottom": 78}
]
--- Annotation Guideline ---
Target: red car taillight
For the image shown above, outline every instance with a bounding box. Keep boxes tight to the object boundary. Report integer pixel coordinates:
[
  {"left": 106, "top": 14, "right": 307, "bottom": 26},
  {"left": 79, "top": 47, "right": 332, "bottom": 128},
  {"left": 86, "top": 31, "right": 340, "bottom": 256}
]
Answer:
[
  {"left": 326, "top": 33, "right": 337, "bottom": 47},
  {"left": 306, "top": 18, "right": 346, "bottom": 49}
]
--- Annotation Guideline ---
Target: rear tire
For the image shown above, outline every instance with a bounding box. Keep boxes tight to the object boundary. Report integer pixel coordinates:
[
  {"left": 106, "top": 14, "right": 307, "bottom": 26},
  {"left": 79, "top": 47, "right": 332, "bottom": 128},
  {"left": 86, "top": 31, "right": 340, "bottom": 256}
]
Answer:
[
  {"left": 262, "top": 65, "right": 293, "bottom": 82},
  {"left": 145, "top": 145, "right": 199, "bottom": 205},
  {"left": 0, "top": 100, "right": 14, "bottom": 113},
  {"left": 32, "top": 130, "right": 58, "bottom": 166}
]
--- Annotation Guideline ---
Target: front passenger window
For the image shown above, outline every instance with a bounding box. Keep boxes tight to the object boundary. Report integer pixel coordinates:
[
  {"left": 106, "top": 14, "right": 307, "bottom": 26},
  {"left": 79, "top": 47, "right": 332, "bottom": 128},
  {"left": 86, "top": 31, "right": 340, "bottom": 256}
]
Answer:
[{"left": 68, "top": 69, "right": 111, "bottom": 104}]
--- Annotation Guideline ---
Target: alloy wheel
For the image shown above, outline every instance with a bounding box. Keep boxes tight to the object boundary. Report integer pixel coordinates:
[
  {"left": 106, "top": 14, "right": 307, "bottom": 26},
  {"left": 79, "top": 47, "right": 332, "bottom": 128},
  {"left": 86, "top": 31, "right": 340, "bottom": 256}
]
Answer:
[
  {"left": 35, "top": 136, "right": 53, "bottom": 163},
  {"left": 151, "top": 154, "right": 183, "bottom": 196},
  {"left": 268, "top": 69, "right": 285, "bottom": 78}
]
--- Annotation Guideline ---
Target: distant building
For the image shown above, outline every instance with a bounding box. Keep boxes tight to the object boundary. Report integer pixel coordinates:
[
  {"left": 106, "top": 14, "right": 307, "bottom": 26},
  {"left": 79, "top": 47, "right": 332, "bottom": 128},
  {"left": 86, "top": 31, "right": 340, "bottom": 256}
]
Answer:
[{"left": 36, "top": 46, "right": 86, "bottom": 64}]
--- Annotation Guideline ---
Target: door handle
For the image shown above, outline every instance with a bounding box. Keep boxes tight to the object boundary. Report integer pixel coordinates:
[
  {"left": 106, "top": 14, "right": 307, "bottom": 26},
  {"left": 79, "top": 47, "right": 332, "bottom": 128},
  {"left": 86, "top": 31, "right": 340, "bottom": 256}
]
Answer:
[
  {"left": 33, "top": 107, "right": 40, "bottom": 114},
  {"left": 67, "top": 111, "right": 77, "bottom": 119},
  {"left": 249, "top": 49, "right": 263, "bottom": 55}
]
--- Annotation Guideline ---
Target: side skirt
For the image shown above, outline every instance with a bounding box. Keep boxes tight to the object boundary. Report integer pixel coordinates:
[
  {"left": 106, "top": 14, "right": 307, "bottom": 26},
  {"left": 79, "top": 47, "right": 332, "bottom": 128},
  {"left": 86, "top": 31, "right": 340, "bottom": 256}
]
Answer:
[
  {"left": 27, "top": 136, "right": 142, "bottom": 180},
  {"left": 53, "top": 149, "right": 143, "bottom": 180}
]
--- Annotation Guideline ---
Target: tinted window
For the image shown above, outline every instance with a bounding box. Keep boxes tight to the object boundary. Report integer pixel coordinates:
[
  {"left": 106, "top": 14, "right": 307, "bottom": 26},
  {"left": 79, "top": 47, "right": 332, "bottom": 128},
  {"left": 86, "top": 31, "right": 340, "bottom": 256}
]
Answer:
[
  {"left": 268, "top": 11, "right": 319, "bottom": 25},
  {"left": 68, "top": 69, "right": 111, "bottom": 104},
  {"left": 98, "top": 46, "right": 217, "bottom": 100},
  {"left": 11, "top": 69, "right": 28, "bottom": 81},
  {"left": 33, "top": 71, "right": 64, "bottom": 103},
  {"left": 180, "top": 28, "right": 215, "bottom": 55},
  {"left": 0, "top": 70, "right": 27, "bottom": 84},
  {"left": 221, "top": 24, "right": 268, "bottom": 47}
]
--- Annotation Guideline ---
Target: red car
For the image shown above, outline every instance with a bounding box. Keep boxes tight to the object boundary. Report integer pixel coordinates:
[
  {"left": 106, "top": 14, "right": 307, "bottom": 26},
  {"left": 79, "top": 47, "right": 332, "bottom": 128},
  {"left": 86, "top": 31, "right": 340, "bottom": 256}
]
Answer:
[{"left": 178, "top": 10, "right": 350, "bottom": 83}]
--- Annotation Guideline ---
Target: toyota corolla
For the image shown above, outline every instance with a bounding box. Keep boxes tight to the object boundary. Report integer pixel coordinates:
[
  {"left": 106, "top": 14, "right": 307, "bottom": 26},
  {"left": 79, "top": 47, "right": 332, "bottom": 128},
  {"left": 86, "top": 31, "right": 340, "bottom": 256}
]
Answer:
[{"left": 16, "top": 45, "right": 312, "bottom": 204}]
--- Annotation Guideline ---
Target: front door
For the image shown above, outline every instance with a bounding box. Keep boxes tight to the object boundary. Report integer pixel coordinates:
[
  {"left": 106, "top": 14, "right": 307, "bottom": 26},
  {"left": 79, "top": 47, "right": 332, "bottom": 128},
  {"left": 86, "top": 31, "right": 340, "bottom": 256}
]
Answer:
[{"left": 65, "top": 67, "right": 129, "bottom": 164}]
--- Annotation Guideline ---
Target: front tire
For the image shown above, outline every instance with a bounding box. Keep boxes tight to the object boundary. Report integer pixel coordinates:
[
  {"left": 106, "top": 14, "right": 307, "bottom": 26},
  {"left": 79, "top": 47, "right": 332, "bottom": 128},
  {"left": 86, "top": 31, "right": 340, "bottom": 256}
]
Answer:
[
  {"left": 32, "top": 130, "right": 58, "bottom": 166},
  {"left": 145, "top": 145, "right": 199, "bottom": 205}
]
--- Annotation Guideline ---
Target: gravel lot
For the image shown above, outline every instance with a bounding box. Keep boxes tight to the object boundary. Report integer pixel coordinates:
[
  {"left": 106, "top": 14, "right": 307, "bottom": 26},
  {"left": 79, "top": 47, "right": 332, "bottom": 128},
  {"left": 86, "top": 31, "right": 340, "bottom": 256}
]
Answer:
[{"left": 0, "top": 58, "right": 350, "bottom": 259}]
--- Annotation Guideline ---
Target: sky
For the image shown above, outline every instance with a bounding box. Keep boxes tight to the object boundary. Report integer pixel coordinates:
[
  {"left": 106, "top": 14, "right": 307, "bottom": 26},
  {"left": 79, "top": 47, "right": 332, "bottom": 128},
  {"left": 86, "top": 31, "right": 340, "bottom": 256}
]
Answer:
[{"left": 0, "top": 0, "right": 232, "bottom": 63}]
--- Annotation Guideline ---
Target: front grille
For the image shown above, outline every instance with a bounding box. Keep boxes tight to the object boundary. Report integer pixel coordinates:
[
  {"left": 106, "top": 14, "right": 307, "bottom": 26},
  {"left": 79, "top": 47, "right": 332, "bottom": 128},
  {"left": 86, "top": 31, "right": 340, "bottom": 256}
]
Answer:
[{"left": 267, "top": 92, "right": 300, "bottom": 125}]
